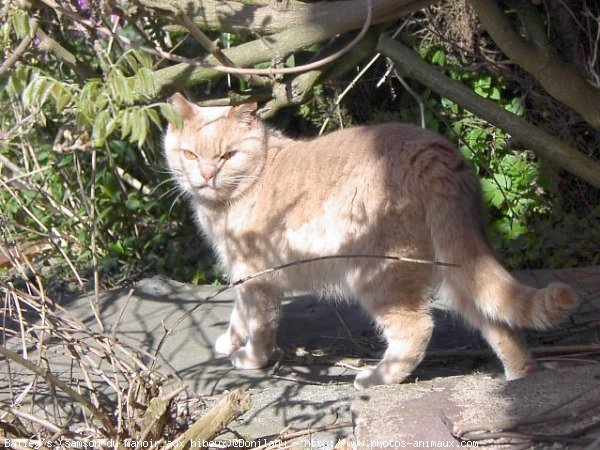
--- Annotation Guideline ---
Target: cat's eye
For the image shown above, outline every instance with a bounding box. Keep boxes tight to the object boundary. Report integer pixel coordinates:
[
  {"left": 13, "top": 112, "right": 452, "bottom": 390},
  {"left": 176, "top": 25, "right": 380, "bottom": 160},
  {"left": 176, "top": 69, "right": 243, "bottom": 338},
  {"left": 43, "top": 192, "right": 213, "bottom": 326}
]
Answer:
[
  {"left": 182, "top": 150, "right": 197, "bottom": 160},
  {"left": 220, "top": 151, "right": 237, "bottom": 161}
]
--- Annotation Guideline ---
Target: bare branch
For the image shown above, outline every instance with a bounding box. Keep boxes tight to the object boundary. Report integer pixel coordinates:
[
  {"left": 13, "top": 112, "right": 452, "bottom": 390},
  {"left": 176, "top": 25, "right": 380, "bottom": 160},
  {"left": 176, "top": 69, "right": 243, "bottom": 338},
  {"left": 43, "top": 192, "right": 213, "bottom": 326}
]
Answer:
[
  {"left": 470, "top": 0, "right": 600, "bottom": 129},
  {"left": 165, "top": 390, "right": 251, "bottom": 450},
  {"left": 151, "top": 0, "right": 437, "bottom": 92},
  {"left": 0, "top": 345, "right": 118, "bottom": 439},
  {"left": 378, "top": 34, "right": 600, "bottom": 187}
]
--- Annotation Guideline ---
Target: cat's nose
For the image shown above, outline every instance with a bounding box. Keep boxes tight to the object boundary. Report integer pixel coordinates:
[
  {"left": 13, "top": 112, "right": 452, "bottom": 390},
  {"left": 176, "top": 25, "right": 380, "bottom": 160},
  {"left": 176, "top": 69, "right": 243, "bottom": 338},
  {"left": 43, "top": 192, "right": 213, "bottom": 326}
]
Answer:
[{"left": 201, "top": 168, "right": 215, "bottom": 182}]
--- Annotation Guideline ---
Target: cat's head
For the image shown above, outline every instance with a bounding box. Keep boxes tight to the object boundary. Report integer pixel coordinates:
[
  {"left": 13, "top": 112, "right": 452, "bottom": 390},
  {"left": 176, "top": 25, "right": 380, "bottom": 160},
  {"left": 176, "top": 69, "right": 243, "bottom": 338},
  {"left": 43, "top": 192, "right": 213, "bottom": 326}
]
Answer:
[{"left": 163, "top": 93, "right": 267, "bottom": 206}]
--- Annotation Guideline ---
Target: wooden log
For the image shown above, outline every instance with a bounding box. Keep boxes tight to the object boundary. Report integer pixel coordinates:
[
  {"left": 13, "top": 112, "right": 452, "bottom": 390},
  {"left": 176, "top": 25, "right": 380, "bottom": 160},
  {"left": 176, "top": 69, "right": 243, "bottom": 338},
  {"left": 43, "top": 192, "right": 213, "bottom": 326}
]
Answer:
[{"left": 166, "top": 390, "right": 252, "bottom": 450}]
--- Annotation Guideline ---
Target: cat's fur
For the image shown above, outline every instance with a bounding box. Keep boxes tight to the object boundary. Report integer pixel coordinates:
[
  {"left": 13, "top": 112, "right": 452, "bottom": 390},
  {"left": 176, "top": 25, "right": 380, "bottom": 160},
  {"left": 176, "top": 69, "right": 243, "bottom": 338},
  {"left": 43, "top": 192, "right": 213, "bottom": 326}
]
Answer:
[{"left": 163, "top": 93, "right": 579, "bottom": 390}]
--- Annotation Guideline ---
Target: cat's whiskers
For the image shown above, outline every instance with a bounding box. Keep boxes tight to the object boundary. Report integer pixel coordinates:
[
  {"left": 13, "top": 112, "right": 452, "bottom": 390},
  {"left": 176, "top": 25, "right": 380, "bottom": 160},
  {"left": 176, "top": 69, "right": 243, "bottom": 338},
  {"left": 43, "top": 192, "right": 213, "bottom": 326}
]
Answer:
[
  {"left": 168, "top": 191, "right": 187, "bottom": 216},
  {"left": 217, "top": 174, "right": 261, "bottom": 188},
  {"left": 151, "top": 166, "right": 178, "bottom": 175},
  {"left": 152, "top": 177, "right": 179, "bottom": 196},
  {"left": 158, "top": 185, "right": 183, "bottom": 200}
]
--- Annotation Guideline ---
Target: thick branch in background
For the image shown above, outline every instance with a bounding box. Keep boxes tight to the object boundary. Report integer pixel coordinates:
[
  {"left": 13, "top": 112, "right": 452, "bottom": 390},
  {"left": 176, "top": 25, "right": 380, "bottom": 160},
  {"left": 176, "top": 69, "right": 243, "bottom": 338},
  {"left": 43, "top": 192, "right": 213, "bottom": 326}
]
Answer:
[
  {"left": 133, "top": 0, "right": 430, "bottom": 34},
  {"left": 378, "top": 35, "right": 600, "bottom": 188},
  {"left": 259, "top": 29, "right": 381, "bottom": 117},
  {"left": 469, "top": 0, "right": 600, "bottom": 130},
  {"left": 149, "top": 0, "right": 435, "bottom": 93}
]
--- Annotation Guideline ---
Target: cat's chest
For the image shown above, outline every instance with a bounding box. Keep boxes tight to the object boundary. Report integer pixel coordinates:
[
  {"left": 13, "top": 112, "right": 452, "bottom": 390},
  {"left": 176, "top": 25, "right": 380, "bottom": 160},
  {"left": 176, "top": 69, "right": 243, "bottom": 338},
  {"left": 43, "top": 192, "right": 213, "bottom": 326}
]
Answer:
[{"left": 213, "top": 184, "right": 375, "bottom": 264}]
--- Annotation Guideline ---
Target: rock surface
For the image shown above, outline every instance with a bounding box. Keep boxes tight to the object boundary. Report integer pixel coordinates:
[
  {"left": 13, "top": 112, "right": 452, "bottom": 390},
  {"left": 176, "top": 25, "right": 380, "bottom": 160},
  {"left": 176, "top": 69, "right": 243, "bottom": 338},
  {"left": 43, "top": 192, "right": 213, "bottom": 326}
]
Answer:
[{"left": 2, "top": 266, "right": 599, "bottom": 447}]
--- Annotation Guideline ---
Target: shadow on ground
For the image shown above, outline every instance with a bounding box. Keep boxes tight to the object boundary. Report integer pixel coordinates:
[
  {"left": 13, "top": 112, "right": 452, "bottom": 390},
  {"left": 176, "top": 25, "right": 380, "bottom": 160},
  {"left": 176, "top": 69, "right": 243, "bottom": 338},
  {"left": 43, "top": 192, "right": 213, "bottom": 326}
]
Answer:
[{"left": 2, "top": 267, "right": 599, "bottom": 447}]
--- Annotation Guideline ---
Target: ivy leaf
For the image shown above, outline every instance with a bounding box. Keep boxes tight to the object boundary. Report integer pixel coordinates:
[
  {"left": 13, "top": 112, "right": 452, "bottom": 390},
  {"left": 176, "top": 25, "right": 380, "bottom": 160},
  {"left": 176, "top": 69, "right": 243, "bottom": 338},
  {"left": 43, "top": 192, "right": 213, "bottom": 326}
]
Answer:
[
  {"left": 431, "top": 49, "right": 446, "bottom": 66},
  {"left": 505, "top": 97, "right": 525, "bottom": 116}
]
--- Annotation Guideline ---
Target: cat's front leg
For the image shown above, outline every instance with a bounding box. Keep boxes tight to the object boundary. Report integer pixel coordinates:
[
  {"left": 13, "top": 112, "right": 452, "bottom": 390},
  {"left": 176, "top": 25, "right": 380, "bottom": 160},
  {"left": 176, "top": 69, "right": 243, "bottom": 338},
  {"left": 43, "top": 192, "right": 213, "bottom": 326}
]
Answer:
[
  {"left": 228, "top": 281, "right": 281, "bottom": 370},
  {"left": 215, "top": 297, "right": 247, "bottom": 355}
]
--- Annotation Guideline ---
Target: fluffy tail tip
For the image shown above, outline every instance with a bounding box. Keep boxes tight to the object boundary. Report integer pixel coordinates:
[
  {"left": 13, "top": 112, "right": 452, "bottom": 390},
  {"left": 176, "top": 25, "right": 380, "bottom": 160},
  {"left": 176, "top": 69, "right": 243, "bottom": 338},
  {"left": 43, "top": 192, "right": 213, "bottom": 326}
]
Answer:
[{"left": 537, "top": 282, "right": 580, "bottom": 329}]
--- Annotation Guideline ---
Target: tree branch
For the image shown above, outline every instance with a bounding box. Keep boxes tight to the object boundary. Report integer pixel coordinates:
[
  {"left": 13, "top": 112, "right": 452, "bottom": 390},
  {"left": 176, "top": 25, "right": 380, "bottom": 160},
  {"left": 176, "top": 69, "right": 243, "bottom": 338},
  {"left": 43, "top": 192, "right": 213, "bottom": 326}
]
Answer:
[
  {"left": 131, "top": 0, "right": 432, "bottom": 35},
  {"left": 151, "top": 0, "right": 436, "bottom": 92},
  {"left": 35, "top": 27, "right": 96, "bottom": 80},
  {"left": 469, "top": 0, "right": 600, "bottom": 130},
  {"left": 260, "top": 28, "right": 381, "bottom": 117},
  {"left": 377, "top": 34, "right": 600, "bottom": 187},
  {"left": 0, "top": 345, "right": 119, "bottom": 439},
  {"left": 0, "top": 19, "right": 38, "bottom": 79}
]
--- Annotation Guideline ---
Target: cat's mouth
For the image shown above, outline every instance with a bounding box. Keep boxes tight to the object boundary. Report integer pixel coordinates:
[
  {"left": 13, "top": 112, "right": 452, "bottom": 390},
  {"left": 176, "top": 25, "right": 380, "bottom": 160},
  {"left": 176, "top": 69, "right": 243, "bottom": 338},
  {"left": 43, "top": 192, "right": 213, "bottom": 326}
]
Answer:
[
  {"left": 193, "top": 182, "right": 216, "bottom": 191},
  {"left": 192, "top": 183, "right": 220, "bottom": 200}
]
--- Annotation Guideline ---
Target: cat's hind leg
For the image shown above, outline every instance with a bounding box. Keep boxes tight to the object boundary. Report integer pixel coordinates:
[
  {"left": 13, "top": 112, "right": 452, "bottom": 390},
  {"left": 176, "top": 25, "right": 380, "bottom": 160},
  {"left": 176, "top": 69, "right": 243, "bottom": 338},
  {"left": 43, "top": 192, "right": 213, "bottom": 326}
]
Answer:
[
  {"left": 355, "top": 301, "right": 434, "bottom": 390},
  {"left": 467, "top": 309, "right": 536, "bottom": 380},
  {"left": 443, "top": 282, "right": 536, "bottom": 380},
  {"left": 229, "top": 281, "right": 282, "bottom": 370}
]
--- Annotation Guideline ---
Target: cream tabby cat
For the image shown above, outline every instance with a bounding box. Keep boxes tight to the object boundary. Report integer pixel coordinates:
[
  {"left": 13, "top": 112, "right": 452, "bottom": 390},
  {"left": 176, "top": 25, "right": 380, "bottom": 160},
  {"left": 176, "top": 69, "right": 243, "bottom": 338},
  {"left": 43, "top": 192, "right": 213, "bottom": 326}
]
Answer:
[{"left": 163, "top": 93, "right": 579, "bottom": 390}]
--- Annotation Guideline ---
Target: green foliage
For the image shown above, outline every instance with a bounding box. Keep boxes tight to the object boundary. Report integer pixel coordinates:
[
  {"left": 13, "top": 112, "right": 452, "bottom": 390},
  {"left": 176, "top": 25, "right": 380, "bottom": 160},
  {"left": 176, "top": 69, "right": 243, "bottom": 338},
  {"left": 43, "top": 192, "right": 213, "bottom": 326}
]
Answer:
[
  {"left": 0, "top": 3, "right": 592, "bottom": 296},
  {"left": 8, "top": 49, "right": 168, "bottom": 148},
  {"left": 0, "top": 10, "right": 215, "bottom": 288},
  {"left": 384, "top": 46, "right": 561, "bottom": 267}
]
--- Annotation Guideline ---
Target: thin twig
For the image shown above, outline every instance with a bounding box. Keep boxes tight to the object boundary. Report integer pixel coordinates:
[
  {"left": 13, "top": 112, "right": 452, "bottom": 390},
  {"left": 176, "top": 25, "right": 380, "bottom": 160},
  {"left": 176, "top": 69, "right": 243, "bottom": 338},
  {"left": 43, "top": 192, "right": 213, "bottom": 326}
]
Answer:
[
  {"left": 152, "top": 253, "right": 459, "bottom": 365},
  {"left": 90, "top": 147, "right": 104, "bottom": 333},
  {"left": 176, "top": 15, "right": 267, "bottom": 87},
  {"left": 319, "top": 23, "right": 407, "bottom": 135},
  {"left": 0, "top": 345, "right": 118, "bottom": 437},
  {"left": 1, "top": 404, "right": 63, "bottom": 435},
  {"left": 110, "top": 288, "right": 135, "bottom": 339},
  {"left": 330, "top": 304, "right": 376, "bottom": 357},
  {"left": 205, "top": 0, "right": 373, "bottom": 76}
]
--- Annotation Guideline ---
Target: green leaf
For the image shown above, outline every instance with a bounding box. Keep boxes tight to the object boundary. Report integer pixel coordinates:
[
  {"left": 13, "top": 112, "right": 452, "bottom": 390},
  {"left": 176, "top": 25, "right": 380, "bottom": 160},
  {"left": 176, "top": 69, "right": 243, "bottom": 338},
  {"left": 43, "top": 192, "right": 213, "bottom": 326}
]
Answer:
[
  {"left": 481, "top": 178, "right": 504, "bottom": 208},
  {"left": 120, "top": 110, "right": 133, "bottom": 139},
  {"left": 146, "top": 108, "right": 162, "bottom": 128},
  {"left": 505, "top": 96, "right": 525, "bottom": 116},
  {"left": 431, "top": 49, "right": 446, "bottom": 66},
  {"left": 285, "top": 54, "right": 295, "bottom": 68},
  {"left": 6, "top": 67, "right": 31, "bottom": 97},
  {"left": 473, "top": 75, "right": 492, "bottom": 98},
  {"left": 92, "top": 110, "right": 110, "bottom": 145},
  {"left": 126, "top": 196, "right": 142, "bottom": 211},
  {"left": 10, "top": 10, "right": 33, "bottom": 39},
  {"left": 159, "top": 104, "right": 183, "bottom": 129},
  {"left": 135, "top": 67, "right": 156, "bottom": 97},
  {"left": 137, "top": 112, "right": 150, "bottom": 147},
  {"left": 489, "top": 87, "right": 501, "bottom": 101},
  {"left": 110, "top": 241, "right": 125, "bottom": 256}
]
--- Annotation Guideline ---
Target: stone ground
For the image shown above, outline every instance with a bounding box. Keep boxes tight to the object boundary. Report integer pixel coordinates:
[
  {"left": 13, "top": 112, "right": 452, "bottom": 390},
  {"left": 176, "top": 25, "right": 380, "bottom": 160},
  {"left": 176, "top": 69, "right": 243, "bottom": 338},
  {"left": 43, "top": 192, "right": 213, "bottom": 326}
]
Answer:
[{"left": 2, "top": 266, "right": 600, "bottom": 448}]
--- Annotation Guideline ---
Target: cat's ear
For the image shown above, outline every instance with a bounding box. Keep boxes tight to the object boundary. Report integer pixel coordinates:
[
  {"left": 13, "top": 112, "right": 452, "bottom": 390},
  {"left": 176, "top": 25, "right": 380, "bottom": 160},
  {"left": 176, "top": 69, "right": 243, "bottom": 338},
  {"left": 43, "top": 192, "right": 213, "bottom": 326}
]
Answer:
[
  {"left": 230, "top": 102, "right": 258, "bottom": 126},
  {"left": 167, "top": 93, "right": 196, "bottom": 121}
]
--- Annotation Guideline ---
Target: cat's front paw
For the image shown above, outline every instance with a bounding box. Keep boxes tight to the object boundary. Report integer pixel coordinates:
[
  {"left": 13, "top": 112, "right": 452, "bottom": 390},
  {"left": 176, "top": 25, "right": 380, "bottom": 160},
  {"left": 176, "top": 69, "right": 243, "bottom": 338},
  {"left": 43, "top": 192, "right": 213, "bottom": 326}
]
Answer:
[
  {"left": 215, "top": 332, "right": 240, "bottom": 355},
  {"left": 353, "top": 368, "right": 384, "bottom": 390},
  {"left": 230, "top": 347, "right": 269, "bottom": 370}
]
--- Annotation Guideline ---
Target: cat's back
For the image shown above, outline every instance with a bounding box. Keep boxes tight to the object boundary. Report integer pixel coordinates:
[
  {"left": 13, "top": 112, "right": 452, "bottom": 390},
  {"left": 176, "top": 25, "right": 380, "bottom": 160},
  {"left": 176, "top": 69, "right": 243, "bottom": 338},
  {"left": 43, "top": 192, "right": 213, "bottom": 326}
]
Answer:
[{"left": 266, "top": 122, "right": 466, "bottom": 194}]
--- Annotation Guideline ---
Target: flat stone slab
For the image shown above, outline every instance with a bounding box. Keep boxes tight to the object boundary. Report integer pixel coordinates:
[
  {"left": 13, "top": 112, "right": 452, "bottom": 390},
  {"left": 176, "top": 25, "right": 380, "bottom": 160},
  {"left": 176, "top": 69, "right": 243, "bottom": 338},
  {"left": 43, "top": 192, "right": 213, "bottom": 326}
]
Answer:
[
  {"left": 352, "top": 364, "right": 600, "bottom": 448},
  {"left": 2, "top": 266, "right": 599, "bottom": 447}
]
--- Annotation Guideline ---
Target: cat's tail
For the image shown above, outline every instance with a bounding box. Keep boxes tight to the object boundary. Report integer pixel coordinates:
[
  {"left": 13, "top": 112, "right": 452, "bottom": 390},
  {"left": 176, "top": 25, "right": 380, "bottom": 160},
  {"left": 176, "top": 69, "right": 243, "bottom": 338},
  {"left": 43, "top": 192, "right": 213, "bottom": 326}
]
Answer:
[
  {"left": 421, "top": 144, "right": 579, "bottom": 330},
  {"left": 438, "top": 251, "right": 580, "bottom": 330}
]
